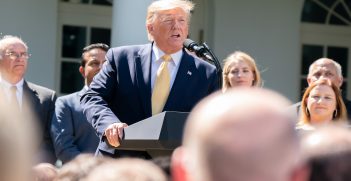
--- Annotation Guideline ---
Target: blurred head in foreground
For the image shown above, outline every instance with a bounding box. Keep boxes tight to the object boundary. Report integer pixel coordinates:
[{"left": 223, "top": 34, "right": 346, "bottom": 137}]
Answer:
[
  {"left": 172, "top": 88, "right": 309, "bottom": 181},
  {"left": 301, "top": 125, "right": 351, "bottom": 181},
  {"left": 84, "top": 157, "right": 167, "bottom": 181}
]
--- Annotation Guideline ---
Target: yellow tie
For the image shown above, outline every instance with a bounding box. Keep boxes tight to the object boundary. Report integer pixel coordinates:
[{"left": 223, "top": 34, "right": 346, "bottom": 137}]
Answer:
[{"left": 152, "top": 55, "right": 172, "bottom": 115}]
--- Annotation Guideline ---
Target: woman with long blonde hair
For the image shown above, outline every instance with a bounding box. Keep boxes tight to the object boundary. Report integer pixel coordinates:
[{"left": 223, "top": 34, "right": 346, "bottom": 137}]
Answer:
[{"left": 222, "top": 51, "right": 262, "bottom": 92}]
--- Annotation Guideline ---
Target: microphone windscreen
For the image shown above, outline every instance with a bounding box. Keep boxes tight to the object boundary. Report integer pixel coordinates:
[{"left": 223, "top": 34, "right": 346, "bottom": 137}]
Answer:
[{"left": 183, "top": 39, "right": 195, "bottom": 50}]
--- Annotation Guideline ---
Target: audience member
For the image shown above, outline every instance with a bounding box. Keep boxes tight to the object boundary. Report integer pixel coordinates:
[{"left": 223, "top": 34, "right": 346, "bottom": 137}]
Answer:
[
  {"left": 51, "top": 43, "right": 108, "bottom": 163},
  {"left": 54, "top": 154, "right": 107, "bottom": 181},
  {"left": 301, "top": 125, "right": 351, "bottom": 181},
  {"left": 297, "top": 80, "right": 347, "bottom": 130},
  {"left": 80, "top": 0, "right": 218, "bottom": 157},
  {"left": 289, "top": 58, "right": 351, "bottom": 121},
  {"left": 32, "top": 163, "right": 58, "bottom": 181},
  {"left": 222, "top": 51, "right": 261, "bottom": 92},
  {"left": 0, "top": 35, "right": 57, "bottom": 163},
  {"left": 0, "top": 95, "right": 34, "bottom": 181},
  {"left": 171, "top": 88, "right": 309, "bottom": 181},
  {"left": 83, "top": 158, "right": 167, "bottom": 181},
  {"left": 152, "top": 156, "right": 171, "bottom": 179}
]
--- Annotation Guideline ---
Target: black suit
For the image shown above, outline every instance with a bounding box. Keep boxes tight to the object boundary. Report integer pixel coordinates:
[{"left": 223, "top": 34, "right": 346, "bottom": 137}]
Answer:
[
  {"left": 81, "top": 43, "right": 219, "bottom": 157},
  {"left": 23, "top": 81, "right": 57, "bottom": 163}
]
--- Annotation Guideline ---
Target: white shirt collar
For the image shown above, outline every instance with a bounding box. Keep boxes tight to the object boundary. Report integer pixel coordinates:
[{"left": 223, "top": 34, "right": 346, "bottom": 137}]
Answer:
[
  {"left": 152, "top": 43, "right": 183, "bottom": 67},
  {"left": 0, "top": 76, "right": 24, "bottom": 90}
]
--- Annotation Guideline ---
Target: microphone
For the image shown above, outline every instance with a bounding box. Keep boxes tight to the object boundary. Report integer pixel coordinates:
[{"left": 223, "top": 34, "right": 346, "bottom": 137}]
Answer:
[{"left": 183, "top": 39, "right": 213, "bottom": 60}]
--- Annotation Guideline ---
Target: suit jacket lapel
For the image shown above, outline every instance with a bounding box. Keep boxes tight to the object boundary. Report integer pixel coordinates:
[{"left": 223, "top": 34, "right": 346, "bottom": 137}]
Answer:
[
  {"left": 164, "top": 50, "right": 196, "bottom": 110},
  {"left": 22, "top": 81, "right": 40, "bottom": 116},
  {"left": 22, "top": 81, "right": 48, "bottom": 150},
  {"left": 135, "top": 44, "right": 153, "bottom": 117}
]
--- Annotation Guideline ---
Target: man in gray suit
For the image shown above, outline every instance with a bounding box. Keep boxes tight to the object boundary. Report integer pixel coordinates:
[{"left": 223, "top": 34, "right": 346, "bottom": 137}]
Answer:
[
  {"left": 51, "top": 43, "right": 108, "bottom": 163},
  {"left": 0, "top": 35, "right": 57, "bottom": 163}
]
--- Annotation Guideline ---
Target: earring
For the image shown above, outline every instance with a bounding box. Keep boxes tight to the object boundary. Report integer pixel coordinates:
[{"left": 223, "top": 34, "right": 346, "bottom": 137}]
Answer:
[
  {"left": 334, "top": 109, "right": 338, "bottom": 118},
  {"left": 306, "top": 107, "right": 310, "bottom": 116}
]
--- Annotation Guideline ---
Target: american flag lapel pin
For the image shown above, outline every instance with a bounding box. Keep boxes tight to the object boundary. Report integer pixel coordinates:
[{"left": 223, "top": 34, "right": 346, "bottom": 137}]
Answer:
[{"left": 187, "top": 71, "right": 192, "bottom": 76}]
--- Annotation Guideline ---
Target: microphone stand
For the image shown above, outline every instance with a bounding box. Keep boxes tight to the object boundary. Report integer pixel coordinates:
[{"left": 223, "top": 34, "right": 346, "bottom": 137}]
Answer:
[{"left": 191, "top": 43, "right": 223, "bottom": 88}]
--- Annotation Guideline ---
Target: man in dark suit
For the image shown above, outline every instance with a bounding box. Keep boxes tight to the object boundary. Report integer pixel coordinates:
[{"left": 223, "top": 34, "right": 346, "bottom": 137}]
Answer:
[
  {"left": 289, "top": 58, "right": 351, "bottom": 122},
  {"left": 51, "top": 43, "right": 108, "bottom": 163},
  {"left": 81, "top": 0, "right": 219, "bottom": 157},
  {"left": 0, "top": 35, "right": 57, "bottom": 163}
]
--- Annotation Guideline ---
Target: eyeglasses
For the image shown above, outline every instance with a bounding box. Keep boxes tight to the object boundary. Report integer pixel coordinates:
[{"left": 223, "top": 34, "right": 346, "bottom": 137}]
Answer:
[{"left": 4, "top": 52, "right": 30, "bottom": 60}]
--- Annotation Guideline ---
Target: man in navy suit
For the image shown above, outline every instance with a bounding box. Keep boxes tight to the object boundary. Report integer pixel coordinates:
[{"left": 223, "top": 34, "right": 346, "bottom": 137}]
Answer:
[
  {"left": 51, "top": 43, "right": 108, "bottom": 163},
  {"left": 81, "top": 0, "right": 219, "bottom": 157},
  {"left": 0, "top": 35, "right": 57, "bottom": 164}
]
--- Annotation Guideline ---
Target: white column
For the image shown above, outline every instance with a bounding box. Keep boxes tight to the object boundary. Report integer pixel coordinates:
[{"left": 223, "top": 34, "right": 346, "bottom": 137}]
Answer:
[{"left": 111, "top": 0, "right": 153, "bottom": 47}]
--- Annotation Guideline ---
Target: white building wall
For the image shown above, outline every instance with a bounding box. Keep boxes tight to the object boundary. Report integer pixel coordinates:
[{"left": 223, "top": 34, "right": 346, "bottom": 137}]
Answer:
[
  {"left": 0, "top": 0, "right": 58, "bottom": 90},
  {"left": 0, "top": 0, "right": 309, "bottom": 100},
  {"left": 111, "top": 0, "right": 153, "bottom": 47},
  {"left": 213, "top": 0, "right": 304, "bottom": 101}
]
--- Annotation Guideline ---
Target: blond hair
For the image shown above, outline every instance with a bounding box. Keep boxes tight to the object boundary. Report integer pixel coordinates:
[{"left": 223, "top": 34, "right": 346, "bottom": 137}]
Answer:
[
  {"left": 146, "top": 0, "right": 194, "bottom": 41},
  {"left": 222, "top": 51, "right": 262, "bottom": 92}
]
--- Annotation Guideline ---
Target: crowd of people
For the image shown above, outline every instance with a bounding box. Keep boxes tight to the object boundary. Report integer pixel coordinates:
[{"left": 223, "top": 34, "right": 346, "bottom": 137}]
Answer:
[{"left": 1, "top": 0, "right": 351, "bottom": 180}]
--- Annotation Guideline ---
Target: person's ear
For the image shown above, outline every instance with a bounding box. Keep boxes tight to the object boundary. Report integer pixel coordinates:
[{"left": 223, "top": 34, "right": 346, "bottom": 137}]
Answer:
[
  {"left": 171, "top": 147, "right": 189, "bottom": 181},
  {"left": 338, "top": 76, "right": 343, "bottom": 88},
  {"left": 290, "top": 162, "right": 310, "bottom": 181},
  {"left": 79, "top": 66, "right": 85, "bottom": 78},
  {"left": 147, "top": 24, "right": 154, "bottom": 35},
  {"left": 307, "top": 77, "right": 312, "bottom": 86}
]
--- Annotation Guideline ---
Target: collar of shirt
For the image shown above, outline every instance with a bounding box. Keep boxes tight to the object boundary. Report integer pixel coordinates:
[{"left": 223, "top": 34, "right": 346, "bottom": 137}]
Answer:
[
  {"left": 151, "top": 44, "right": 183, "bottom": 91},
  {"left": 0, "top": 76, "right": 24, "bottom": 105},
  {"left": 0, "top": 77, "right": 24, "bottom": 93},
  {"left": 152, "top": 44, "right": 183, "bottom": 67}
]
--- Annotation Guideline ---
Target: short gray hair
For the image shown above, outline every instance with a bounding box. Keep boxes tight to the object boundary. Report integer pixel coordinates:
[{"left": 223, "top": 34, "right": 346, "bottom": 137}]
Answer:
[
  {"left": 308, "top": 58, "right": 343, "bottom": 78},
  {"left": 0, "top": 35, "right": 28, "bottom": 60}
]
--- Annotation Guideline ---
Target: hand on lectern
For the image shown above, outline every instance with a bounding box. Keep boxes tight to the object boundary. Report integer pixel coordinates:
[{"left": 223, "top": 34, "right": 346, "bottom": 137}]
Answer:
[{"left": 104, "top": 122, "right": 128, "bottom": 147}]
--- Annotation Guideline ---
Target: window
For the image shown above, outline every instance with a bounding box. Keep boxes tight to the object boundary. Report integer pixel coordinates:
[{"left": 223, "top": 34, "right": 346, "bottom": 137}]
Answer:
[
  {"left": 302, "top": 0, "right": 351, "bottom": 26},
  {"left": 60, "top": 0, "right": 112, "bottom": 6},
  {"left": 300, "top": 44, "right": 349, "bottom": 98},
  {"left": 300, "top": 0, "right": 351, "bottom": 99},
  {"left": 58, "top": 0, "right": 112, "bottom": 94},
  {"left": 60, "top": 25, "right": 111, "bottom": 94}
]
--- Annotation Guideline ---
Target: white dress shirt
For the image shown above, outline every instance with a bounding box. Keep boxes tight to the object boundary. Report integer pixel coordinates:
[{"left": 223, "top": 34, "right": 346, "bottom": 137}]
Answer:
[
  {"left": 151, "top": 44, "right": 183, "bottom": 91},
  {"left": 0, "top": 76, "right": 24, "bottom": 110}
]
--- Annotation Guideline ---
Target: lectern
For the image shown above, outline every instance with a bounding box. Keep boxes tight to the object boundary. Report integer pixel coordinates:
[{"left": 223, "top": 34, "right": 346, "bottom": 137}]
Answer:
[{"left": 117, "top": 111, "right": 188, "bottom": 158}]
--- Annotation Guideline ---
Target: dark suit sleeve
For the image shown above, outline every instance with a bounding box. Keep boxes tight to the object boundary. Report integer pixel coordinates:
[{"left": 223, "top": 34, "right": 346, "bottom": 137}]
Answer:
[
  {"left": 51, "top": 96, "right": 80, "bottom": 163},
  {"left": 208, "top": 68, "right": 220, "bottom": 94},
  {"left": 80, "top": 49, "right": 120, "bottom": 137},
  {"left": 42, "top": 91, "right": 57, "bottom": 163}
]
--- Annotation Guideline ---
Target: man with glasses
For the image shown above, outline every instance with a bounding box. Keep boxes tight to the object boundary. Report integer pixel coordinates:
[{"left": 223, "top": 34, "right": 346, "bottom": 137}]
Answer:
[{"left": 0, "top": 35, "right": 57, "bottom": 164}]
